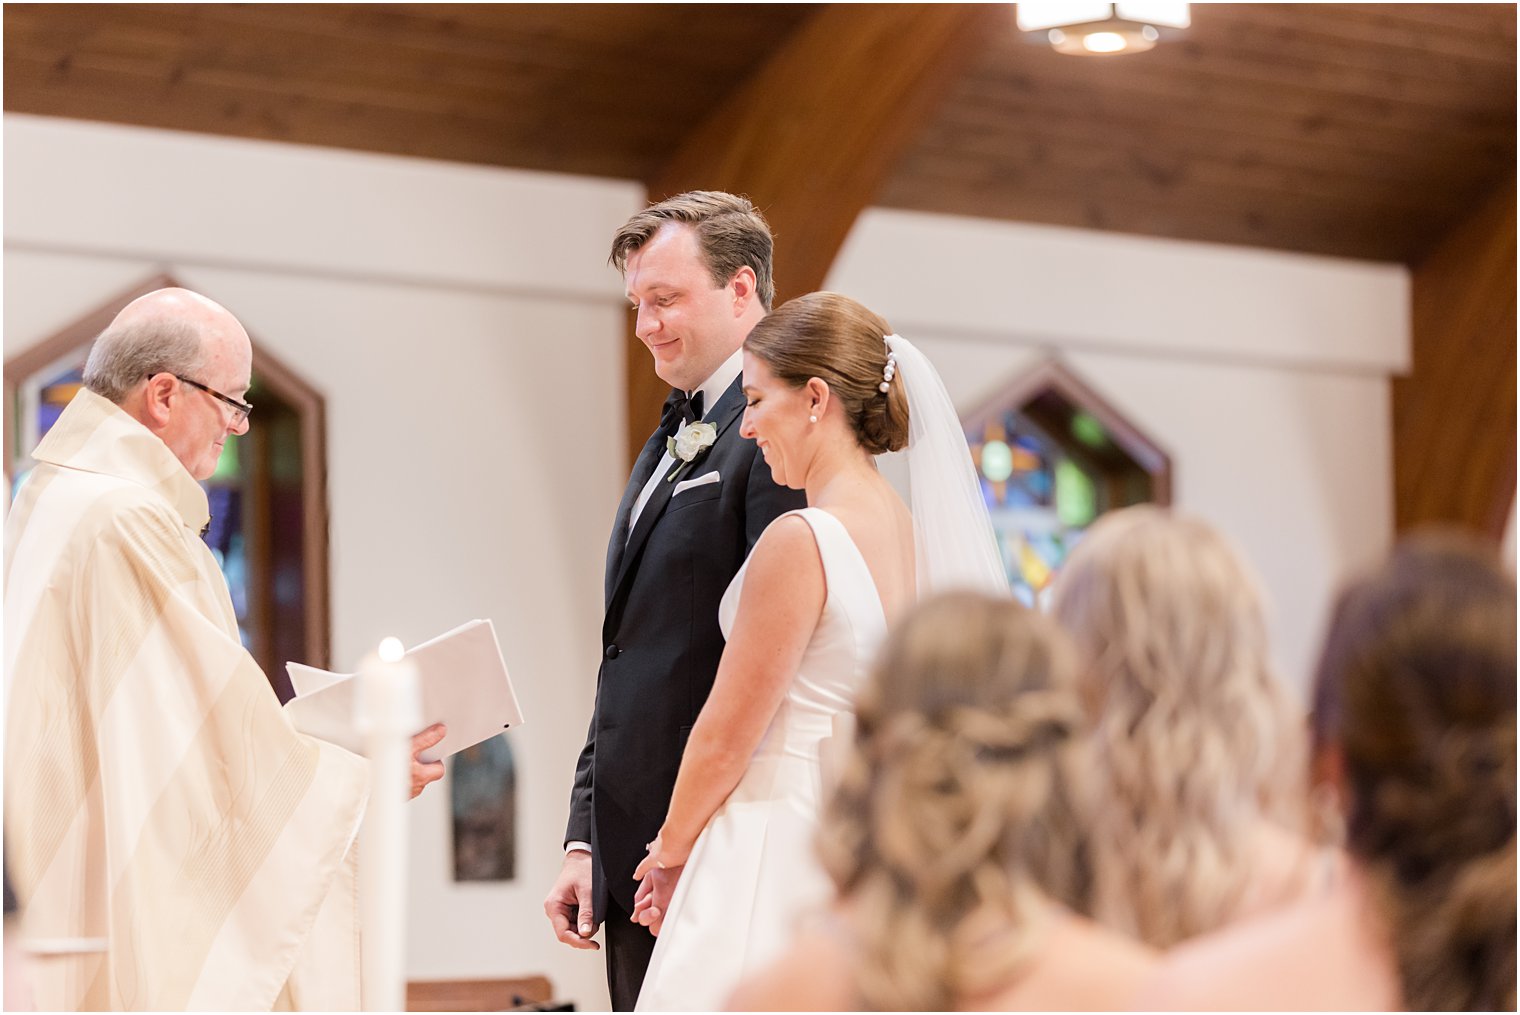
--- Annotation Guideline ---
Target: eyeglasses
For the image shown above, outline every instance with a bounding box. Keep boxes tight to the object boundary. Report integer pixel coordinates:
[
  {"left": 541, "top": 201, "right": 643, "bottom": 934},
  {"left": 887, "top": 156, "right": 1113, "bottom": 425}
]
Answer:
[{"left": 174, "top": 375, "right": 253, "bottom": 428}]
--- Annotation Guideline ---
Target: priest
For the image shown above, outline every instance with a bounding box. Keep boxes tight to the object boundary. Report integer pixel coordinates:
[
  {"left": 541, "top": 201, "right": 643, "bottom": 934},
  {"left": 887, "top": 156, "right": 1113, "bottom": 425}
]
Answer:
[{"left": 4, "top": 288, "right": 445, "bottom": 1010}]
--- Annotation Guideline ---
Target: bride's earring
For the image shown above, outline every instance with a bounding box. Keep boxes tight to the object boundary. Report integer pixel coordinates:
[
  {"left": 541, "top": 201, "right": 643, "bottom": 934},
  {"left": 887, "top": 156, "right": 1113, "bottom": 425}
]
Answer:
[{"left": 809, "top": 414, "right": 818, "bottom": 423}]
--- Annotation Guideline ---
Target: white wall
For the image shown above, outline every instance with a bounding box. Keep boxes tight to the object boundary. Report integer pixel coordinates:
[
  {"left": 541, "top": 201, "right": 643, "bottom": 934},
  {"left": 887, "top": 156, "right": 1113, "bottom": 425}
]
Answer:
[
  {"left": 829, "top": 208, "right": 1408, "bottom": 695},
  {"left": 5, "top": 115, "right": 1411, "bottom": 1009}
]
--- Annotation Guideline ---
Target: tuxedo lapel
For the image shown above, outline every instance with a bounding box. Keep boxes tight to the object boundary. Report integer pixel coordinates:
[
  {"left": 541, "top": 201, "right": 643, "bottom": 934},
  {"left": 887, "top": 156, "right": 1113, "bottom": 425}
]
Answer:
[
  {"left": 605, "top": 418, "right": 679, "bottom": 604},
  {"left": 611, "top": 378, "right": 747, "bottom": 602}
]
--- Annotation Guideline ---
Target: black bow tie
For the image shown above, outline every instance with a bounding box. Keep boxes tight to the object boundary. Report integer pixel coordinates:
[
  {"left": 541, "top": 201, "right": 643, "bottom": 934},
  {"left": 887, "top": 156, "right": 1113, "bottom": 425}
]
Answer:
[{"left": 660, "top": 388, "right": 705, "bottom": 431}]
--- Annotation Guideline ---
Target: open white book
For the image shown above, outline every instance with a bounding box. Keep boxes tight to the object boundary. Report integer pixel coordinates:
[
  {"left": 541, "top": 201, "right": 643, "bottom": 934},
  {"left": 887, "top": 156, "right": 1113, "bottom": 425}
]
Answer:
[{"left": 282, "top": 618, "right": 524, "bottom": 762}]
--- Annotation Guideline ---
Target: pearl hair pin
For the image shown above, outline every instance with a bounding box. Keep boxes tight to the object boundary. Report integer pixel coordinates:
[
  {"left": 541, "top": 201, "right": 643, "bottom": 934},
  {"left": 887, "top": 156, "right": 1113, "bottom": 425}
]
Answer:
[{"left": 879, "top": 351, "right": 898, "bottom": 393}]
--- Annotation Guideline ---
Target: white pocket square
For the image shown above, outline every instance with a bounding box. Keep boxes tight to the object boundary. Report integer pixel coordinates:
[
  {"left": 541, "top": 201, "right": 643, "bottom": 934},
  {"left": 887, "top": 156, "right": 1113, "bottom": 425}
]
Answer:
[{"left": 672, "top": 471, "right": 721, "bottom": 496}]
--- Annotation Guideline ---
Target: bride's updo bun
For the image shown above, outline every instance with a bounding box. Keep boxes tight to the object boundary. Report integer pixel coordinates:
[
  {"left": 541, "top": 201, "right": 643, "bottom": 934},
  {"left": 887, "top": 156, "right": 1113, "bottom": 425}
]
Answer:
[{"left": 744, "top": 292, "right": 910, "bottom": 455}]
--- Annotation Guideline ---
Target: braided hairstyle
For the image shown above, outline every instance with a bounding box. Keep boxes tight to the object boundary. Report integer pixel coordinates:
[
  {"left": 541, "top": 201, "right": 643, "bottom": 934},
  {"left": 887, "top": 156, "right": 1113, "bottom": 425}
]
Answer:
[
  {"left": 1049, "top": 505, "right": 1308, "bottom": 947},
  {"left": 818, "top": 592, "right": 1090, "bottom": 1010},
  {"left": 1312, "top": 532, "right": 1516, "bottom": 1011}
]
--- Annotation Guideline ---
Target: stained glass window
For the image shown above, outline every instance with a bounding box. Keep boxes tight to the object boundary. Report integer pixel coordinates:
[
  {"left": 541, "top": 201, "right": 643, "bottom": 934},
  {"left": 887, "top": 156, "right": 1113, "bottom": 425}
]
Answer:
[
  {"left": 12, "top": 360, "right": 88, "bottom": 502},
  {"left": 962, "top": 361, "right": 1170, "bottom": 607}
]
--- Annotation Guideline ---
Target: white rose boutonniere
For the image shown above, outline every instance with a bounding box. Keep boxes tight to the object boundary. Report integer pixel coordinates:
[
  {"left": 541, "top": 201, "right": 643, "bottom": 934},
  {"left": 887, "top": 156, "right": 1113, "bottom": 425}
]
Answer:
[{"left": 666, "top": 421, "right": 718, "bottom": 482}]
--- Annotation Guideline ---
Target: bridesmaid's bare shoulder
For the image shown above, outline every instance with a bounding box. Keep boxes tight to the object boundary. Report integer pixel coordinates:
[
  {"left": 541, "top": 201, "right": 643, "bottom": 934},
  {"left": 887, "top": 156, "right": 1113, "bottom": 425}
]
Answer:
[
  {"left": 725, "top": 927, "right": 855, "bottom": 1012},
  {"left": 1134, "top": 877, "right": 1399, "bottom": 1011},
  {"left": 971, "top": 912, "right": 1157, "bottom": 1011}
]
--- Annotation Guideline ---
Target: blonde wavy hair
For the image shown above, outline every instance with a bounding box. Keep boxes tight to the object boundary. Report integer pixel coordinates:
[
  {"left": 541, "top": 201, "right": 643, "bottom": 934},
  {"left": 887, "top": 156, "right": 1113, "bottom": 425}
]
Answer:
[
  {"left": 817, "top": 592, "right": 1091, "bottom": 1011},
  {"left": 1312, "top": 533, "right": 1515, "bottom": 1011},
  {"left": 1049, "top": 505, "right": 1307, "bottom": 947}
]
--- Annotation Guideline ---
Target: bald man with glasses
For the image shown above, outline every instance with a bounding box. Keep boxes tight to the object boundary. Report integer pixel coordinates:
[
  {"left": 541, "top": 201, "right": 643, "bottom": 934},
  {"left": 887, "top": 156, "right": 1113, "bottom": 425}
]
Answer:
[{"left": 4, "top": 288, "right": 445, "bottom": 1010}]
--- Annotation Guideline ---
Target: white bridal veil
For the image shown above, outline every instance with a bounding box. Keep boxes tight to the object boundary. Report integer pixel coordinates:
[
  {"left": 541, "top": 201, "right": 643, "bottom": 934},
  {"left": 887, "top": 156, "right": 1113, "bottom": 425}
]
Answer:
[{"left": 885, "top": 334, "right": 1010, "bottom": 598}]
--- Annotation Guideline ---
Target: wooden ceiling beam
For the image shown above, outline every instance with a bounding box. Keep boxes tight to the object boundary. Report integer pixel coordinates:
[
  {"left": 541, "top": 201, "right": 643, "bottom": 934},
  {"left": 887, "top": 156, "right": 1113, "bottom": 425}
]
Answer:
[
  {"left": 1393, "top": 178, "right": 1517, "bottom": 540},
  {"left": 619, "top": 2, "right": 996, "bottom": 463},
  {"left": 646, "top": 2, "right": 994, "bottom": 299}
]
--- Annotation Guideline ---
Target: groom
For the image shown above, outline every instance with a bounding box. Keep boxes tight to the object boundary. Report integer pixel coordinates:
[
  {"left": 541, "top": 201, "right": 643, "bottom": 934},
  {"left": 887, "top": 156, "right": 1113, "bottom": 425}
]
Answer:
[{"left": 544, "top": 192, "right": 805, "bottom": 1009}]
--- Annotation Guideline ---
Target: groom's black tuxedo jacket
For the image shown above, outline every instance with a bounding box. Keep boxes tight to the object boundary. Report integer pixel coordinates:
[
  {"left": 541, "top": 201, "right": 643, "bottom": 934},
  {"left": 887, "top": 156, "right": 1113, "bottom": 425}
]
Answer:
[{"left": 566, "top": 376, "right": 804, "bottom": 918}]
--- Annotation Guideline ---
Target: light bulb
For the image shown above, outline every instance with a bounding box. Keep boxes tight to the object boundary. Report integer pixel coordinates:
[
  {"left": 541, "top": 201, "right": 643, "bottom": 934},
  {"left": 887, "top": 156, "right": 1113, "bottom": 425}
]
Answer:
[{"left": 1082, "top": 31, "right": 1128, "bottom": 53}]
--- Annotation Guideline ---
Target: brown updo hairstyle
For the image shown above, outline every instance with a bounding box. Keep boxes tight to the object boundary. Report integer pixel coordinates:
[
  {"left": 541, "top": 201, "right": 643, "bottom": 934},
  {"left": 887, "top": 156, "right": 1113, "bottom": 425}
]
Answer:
[
  {"left": 743, "top": 291, "right": 910, "bottom": 455},
  {"left": 818, "top": 592, "right": 1091, "bottom": 1010},
  {"left": 1311, "top": 532, "right": 1516, "bottom": 1011}
]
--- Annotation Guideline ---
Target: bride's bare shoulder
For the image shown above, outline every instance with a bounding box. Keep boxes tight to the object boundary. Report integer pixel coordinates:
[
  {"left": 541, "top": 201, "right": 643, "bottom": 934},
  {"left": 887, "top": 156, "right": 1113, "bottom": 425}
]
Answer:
[{"left": 748, "top": 512, "right": 825, "bottom": 571}]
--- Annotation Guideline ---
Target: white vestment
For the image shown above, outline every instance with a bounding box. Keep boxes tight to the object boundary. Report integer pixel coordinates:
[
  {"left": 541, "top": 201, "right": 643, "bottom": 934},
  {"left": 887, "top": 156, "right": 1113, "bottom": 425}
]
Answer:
[{"left": 4, "top": 389, "right": 369, "bottom": 1011}]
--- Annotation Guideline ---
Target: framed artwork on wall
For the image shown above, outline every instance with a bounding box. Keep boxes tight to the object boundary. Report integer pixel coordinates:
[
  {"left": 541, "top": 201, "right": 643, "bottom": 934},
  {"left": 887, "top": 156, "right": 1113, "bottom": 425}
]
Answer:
[{"left": 450, "top": 735, "right": 517, "bottom": 882}]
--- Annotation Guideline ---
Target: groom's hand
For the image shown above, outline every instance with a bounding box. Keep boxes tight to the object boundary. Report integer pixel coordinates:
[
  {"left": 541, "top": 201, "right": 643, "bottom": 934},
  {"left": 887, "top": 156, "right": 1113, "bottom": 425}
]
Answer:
[{"left": 545, "top": 850, "right": 600, "bottom": 950}]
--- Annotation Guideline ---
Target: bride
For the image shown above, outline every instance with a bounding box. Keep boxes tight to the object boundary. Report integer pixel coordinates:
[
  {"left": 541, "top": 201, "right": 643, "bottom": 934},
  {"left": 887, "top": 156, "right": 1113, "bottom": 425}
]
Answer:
[{"left": 630, "top": 291, "right": 1006, "bottom": 1011}]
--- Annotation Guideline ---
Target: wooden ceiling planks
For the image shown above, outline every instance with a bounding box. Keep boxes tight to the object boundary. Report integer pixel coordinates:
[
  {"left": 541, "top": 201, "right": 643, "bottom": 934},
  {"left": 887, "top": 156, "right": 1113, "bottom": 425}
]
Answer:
[
  {"left": 4, "top": 4, "right": 815, "bottom": 178},
  {"left": 3, "top": 2, "right": 1514, "bottom": 263},
  {"left": 881, "top": 3, "right": 1515, "bottom": 261}
]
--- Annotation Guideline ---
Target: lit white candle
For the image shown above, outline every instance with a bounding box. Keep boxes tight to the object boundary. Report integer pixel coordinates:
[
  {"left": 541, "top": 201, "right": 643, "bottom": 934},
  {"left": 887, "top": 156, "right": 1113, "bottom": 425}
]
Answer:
[{"left": 357, "top": 637, "right": 422, "bottom": 1012}]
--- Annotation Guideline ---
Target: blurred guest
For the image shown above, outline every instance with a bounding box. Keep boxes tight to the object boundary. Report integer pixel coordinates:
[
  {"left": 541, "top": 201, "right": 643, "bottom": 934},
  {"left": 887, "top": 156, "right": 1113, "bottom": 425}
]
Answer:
[
  {"left": 1049, "top": 505, "right": 1321, "bottom": 947},
  {"left": 727, "top": 592, "right": 1156, "bottom": 1011},
  {"left": 1138, "top": 533, "right": 1516, "bottom": 1011}
]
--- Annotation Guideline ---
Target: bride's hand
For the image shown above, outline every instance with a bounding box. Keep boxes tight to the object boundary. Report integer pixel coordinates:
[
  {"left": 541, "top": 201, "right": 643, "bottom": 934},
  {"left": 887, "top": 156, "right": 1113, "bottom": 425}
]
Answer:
[
  {"left": 631, "top": 873, "right": 659, "bottom": 931},
  {"left": 631, "top": 865, "right": 684, "bottom": 937},
  {"left": 632, "top": 832, "right": 690, "bottom": 881}
]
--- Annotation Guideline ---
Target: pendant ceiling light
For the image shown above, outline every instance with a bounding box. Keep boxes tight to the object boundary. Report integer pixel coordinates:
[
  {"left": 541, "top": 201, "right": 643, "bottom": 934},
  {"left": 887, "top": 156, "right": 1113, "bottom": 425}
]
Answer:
[{"left": 1017, "top": 2, "right": 1190, "bottom": 56}]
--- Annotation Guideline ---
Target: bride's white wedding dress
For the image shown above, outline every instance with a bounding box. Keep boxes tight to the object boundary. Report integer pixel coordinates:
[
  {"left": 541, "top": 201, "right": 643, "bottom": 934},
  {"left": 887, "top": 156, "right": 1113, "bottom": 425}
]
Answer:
[{"left": 635, "top": 507, "right": 888, "bottom": 1012}]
